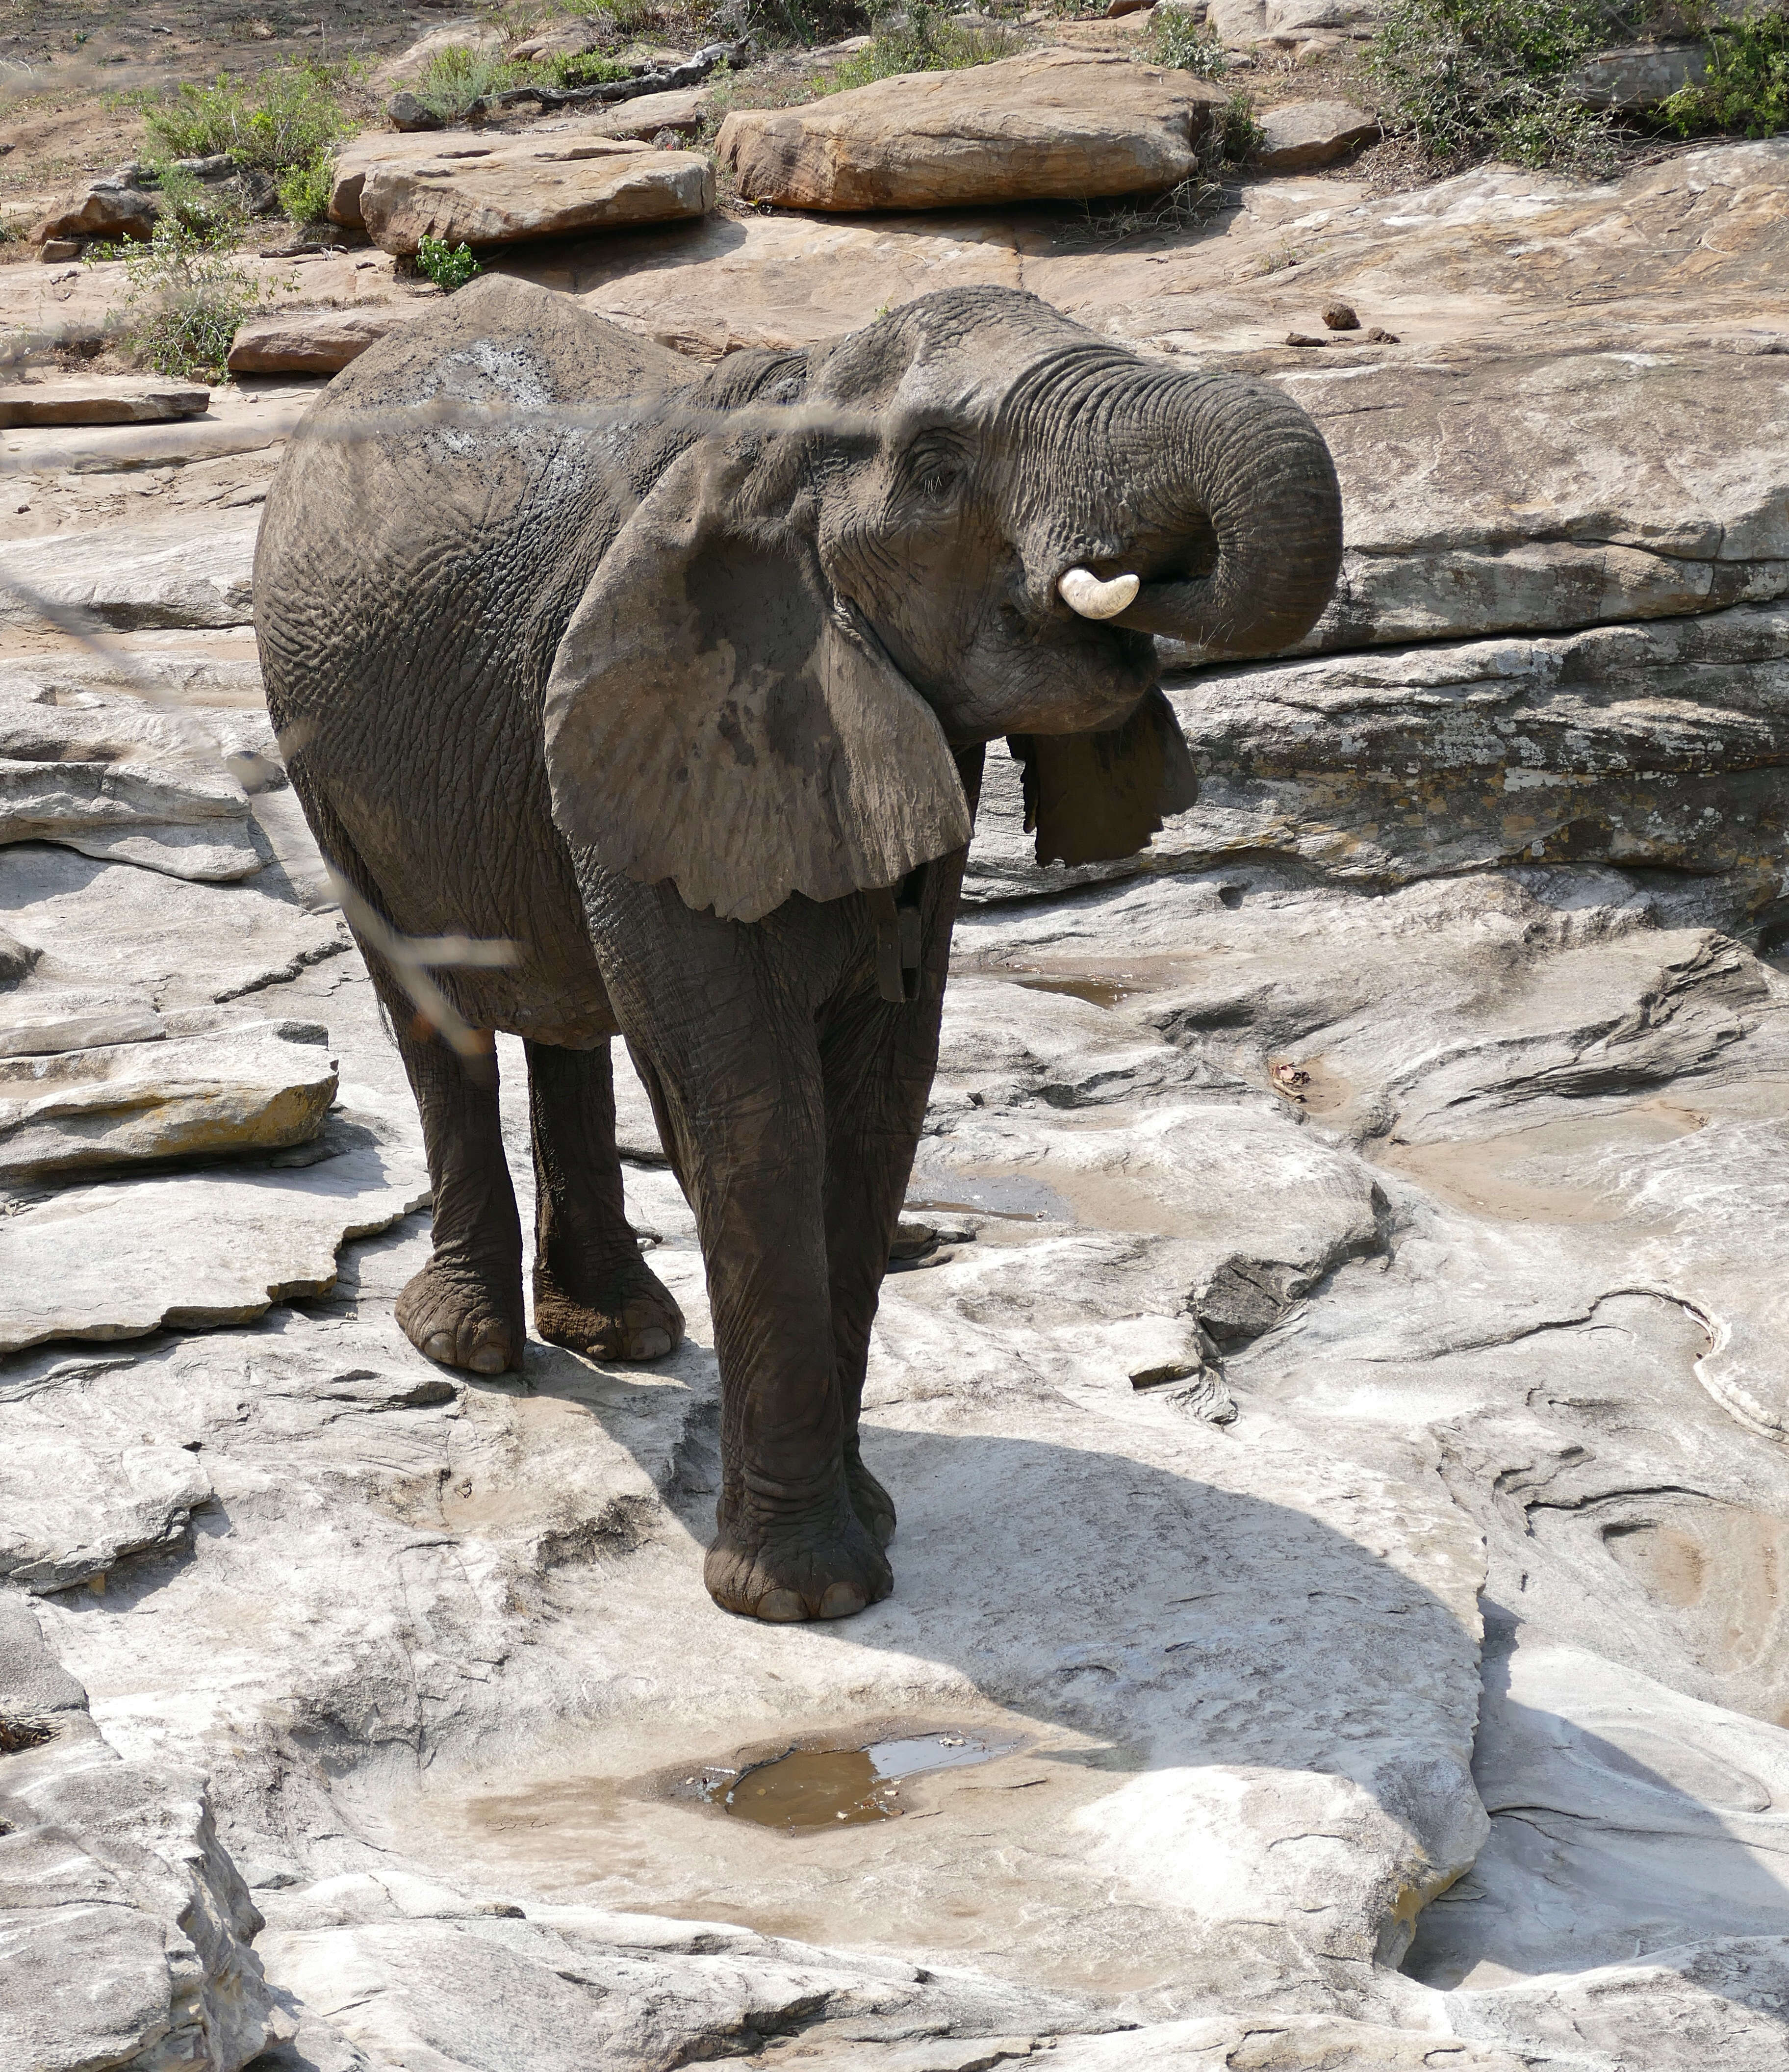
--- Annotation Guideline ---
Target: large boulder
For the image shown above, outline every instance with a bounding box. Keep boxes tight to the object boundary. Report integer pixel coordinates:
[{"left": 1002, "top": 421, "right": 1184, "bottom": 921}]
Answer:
[
  {"left": 358, "top": 135, "right": 714, "bottom": 254},
  {"left": 32, "top": 174, "right": 156, "bottom": 245},
  {"left": 1253, "top": 99, "right": 1380, "bottom": 170},
  {"left": 714, "top": 51, "right": 1229, "bottom": 211}
]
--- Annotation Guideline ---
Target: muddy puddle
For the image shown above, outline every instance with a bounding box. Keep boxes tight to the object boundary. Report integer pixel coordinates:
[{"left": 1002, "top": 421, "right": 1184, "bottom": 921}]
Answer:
[
  {"left": 701, "top": 1730, "right": 1021, "bottom": 1833},
  {"left": 1015, "top": 975, "right": 1140, "bottom": 1011}
]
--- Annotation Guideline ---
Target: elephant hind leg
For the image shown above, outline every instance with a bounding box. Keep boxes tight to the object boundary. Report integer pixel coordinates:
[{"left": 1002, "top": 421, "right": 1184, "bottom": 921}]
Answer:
[
  {"left": 524, "top": 1039, "right": 685, "bottom": 1363},
  {"left": 368, "top": 963, "right": 526, "bottom": 1377},
  {"left": 290, "top": 771, "right": 526, "bottom": 1376}
]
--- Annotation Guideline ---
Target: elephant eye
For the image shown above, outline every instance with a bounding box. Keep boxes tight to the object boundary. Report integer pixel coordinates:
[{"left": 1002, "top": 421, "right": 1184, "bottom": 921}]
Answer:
[{"left": 913, "top": 459, "right": 962, "bottom": 505}]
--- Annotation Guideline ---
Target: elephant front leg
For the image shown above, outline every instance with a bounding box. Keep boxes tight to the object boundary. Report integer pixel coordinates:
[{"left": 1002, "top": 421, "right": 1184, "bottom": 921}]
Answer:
[{"left": 583, "top": 876, "right": 891, "bottom": 1622}]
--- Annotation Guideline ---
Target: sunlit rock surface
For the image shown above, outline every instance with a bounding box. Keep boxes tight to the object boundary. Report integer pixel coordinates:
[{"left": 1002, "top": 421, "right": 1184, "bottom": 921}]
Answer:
[{"left": 6, "top": 136, "right": 1789, "bottom": 2072}]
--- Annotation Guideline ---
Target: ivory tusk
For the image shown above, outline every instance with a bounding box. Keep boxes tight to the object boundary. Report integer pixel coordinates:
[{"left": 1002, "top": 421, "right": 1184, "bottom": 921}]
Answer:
[{"left": 1058, "top": 568, "right": 1141, "bottom": 620}]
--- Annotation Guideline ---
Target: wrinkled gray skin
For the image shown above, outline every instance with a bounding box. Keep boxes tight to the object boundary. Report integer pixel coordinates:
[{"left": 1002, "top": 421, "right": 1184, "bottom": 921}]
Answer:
[{"left": 255, "top": 277, "right": 1341, "bottom": 1623}]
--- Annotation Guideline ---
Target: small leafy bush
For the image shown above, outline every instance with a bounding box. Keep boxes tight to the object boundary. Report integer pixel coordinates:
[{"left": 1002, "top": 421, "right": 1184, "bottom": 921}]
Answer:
[
  {"left": 412, "top": 44, "right": 527, "bottom": 123},
  {"left": 276, "top": 150, "right": 336, "bottom": 226},
  {"left": 824, "top": 0, "right": 1021, "bottom": 89},
  {"left": 1366, "top": 0, "right": 1623, "bottom": 170},
  {"left": 415, "top": 235, "right": 482, "bottom": 293},
  {"left": 94, "top": 217, "right": 263, "bottom": 378},
  {"left": 145, "top": 62, "right": 349, "bottom": 175},
  {"left": 550, "top": 50, "right": 635, "bottom": 87},
  {"left": 1660, "top": 8, "right": 1789, "bottom": 136},
  {"left": 1149, "top": 8, "right": 1230, "bottom": 75}
]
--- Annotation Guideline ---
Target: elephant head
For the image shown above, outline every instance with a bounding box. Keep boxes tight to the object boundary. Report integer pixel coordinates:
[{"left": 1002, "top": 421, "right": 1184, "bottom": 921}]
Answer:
[{"left": 543, "top": 286, "right": 1341, "bottom": 922}]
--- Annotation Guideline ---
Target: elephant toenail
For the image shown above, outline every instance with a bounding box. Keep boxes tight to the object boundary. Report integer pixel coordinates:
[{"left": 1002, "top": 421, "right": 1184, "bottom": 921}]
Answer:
[
  {"left": 422, "top": 1332, "right": 455, "bottom": 1365},
  {"left": 757, "top": 1589, "right": 806, "bottom": 1622},
  {"left": 469, "top": 1345, "right": 509, "bottom": 1374},
  {"left": 818, "top": 1582, "right": 867, "bottom": 1619},
  {"left": 632, "top": 1328, "right": 672, "bottom": 1359}
]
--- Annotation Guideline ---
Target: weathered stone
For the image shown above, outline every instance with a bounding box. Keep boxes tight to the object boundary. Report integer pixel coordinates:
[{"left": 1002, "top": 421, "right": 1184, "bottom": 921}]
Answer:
[
  {"left": 0, "top": 511, "right": 259, "bottom": 633},
  {"left": 715, "top": 52, "right": 1228, "bottom": 211},
  {"left": 37, "top": 237, "right": 81, "bottom": 262},
  {"left": 225, "top": 305, "right": 417, "bottom": 376},
  {"left": 0, "top": 1592, "right": 277, "bottom": 2068},
  {"left": 577, "top": 85, "right": 712, "bottom": 141},
  {"left": 0, "top": 992, "right": 163, "bottom": 1059},
  {"left": 0, "top": 378, "right": 210, "bottom": 428},
  {"left": 33, "top": 176, "right": 156, "bottom": 245},
  {"left": 387, "top": 89, "right": 446, "bottom": 132},
  {"left": 0, "top": 669, "right": 260, "bottom": 883},
  {"left": 1253, "top": 99, "right": 1379, "bottom": 170},
  {"left": 0, "top": 1017, "right": 338, "bottom": 1185},
  {"left": 0, "top": 927, "right": 36, "bottom": 985},
  {"left": 329, "top": 130, "right": 491, "bottom": 232},
  {"left": 359, "top": 136, "right": 714, "bottom": 255},
  {"left": 1567, "top": 40, "right": 1709, "bottom": 109}
]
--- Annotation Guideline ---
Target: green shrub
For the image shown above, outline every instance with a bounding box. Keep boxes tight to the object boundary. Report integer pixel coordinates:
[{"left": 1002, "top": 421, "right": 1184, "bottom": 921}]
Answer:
[
  {"left": 276, "top": 150, "right": 336, "bottom": 226},
  {"left": 1366, "top": 0, "right": 1623, "bottom": 170},
  {"left": 144, "top": 62, "right": 349, "bottom": 175},
  {"left": 550, "top": 50, "right": 635, "bottom": 87},
  {"left": 412, "top": 44, "right": 527, "bottom": 123},
  {"left": 93, "top": 217, "right": 263, "bottom": 379},
  {"left": 824, "top": 0, "right": 1021, "bottom": 89},
  {"left": 1149, "top": 8, "right": 1230, "bottom": 75},
  {"left": 416, "top": 235, "right": 482, "bottom": 293},
  {"left": 1660, "top": 8, "right": 1789, "bottom": 136}
]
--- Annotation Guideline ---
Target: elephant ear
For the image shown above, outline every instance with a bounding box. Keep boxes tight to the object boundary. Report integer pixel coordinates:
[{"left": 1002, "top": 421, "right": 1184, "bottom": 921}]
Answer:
[
  {"left": 1009, "top": 687, "right": 1200, "bottom": 869},
  {"left": 543, "top": 440, "right": 971, "bottom": 925}
]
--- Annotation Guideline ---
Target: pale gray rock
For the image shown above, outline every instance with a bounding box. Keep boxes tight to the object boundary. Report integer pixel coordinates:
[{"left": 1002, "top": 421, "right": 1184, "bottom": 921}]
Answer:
[
  {"left": 0, "top": 1017, "right": 337, "bottom": 1185},
  {"left": 1253, "top": 100, "right": 1379, "bottom": 171},
  {"left": 1566, "top": 41, "right": 1709, "bottom": 109},
  {"left": 973, "top": 608, "right": 1789, "bottom": 906},
  {"left": 0, "top": 378, "right": 209, "bottom": 428},
  {"left": 0, "top": 1590, "right": 277, "bottom": 2072},
  {"left": 1277, "top": 345, "right": 1789, "bottom": 653},
  {"left": 0, "top": 670, "right": 260, "bottom": 883},
  {"left": 0, "top": 511, "right": 260, "bottom": 632}
]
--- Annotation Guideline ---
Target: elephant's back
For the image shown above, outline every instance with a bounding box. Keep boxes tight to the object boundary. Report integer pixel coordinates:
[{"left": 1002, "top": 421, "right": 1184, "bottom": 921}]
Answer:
[{"left": 256, "top": 276, "right": 687, "bottom": 1042}]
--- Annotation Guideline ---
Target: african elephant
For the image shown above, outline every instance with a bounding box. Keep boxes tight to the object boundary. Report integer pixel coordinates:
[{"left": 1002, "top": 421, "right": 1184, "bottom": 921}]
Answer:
[{"left": 254, "top": 277, "right": 1341, "bottom": 1623}]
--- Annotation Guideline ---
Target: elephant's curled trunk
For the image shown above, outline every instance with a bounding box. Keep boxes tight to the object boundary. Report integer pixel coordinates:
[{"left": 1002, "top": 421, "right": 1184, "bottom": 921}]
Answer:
[{"left": 1107, "top": 370, "right": 1343, "bottom": 658}]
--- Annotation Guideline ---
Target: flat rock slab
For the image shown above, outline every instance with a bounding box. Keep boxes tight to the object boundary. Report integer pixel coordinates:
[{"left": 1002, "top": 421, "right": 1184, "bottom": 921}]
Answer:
[
  {"left": 0, "top": 1121, "right": 428, "bottom": 1357},
  {"left": 0, "top": 511, "right": 260, "bottom": 634},
  {"left": 1253, "top": 99, "right": 1379, "bottom": 171},
  {"left": 0, "top": 378, "right": 210, "bottom": 428},
  {"left": 359, "top": 136, "right": 715, "bottom": 256},
  {"left": 225, "top": 305, "right": 418, "bottom": 376},
  {"left": 715, "top": 51, "right": 1227, "bottom": 211},
  {"left": 0, "top": 1016, "right": 337, "bottom": 1185},
  {"left": 0, "top": 666, "right": 260, "bottom": 883}
]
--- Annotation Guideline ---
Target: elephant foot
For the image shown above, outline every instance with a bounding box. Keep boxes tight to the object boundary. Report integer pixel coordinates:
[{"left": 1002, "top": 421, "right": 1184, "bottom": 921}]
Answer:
[
  {"left": 844, "top": 1438, "right": 896, "bottom": 1549},
  {"left": 396, "top": 1258, "right": 525, "bottom": 1375},
  {"left": 704, "top": 1492, "right": 893, "bottom": 1623},
  {"left": 533, "top": 1249, "right": 685, "bottom": 1363}
]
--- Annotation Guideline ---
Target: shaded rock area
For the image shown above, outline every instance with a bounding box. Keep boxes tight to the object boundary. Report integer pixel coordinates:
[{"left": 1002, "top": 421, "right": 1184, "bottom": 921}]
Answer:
[
  {"left": 225, "top": 308, "right": 416, "bottom": 378},
  {"left": 7, "top": 94, "right": 1789, "bottom": 2072}
]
